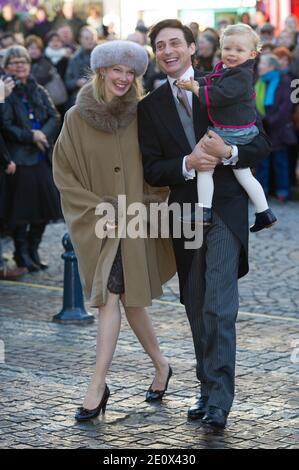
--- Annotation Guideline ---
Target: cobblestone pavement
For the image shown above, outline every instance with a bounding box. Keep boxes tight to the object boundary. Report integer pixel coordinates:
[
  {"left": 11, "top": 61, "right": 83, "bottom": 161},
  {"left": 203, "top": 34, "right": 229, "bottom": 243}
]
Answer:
[{"left": 0, "top": 199, "right": 298, "bottom": 449}]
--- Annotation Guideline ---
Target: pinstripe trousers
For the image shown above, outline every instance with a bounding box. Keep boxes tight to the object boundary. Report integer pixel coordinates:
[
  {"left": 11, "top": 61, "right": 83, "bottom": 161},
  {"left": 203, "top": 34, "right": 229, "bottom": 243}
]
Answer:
[{"left": 182, "top": 211, "right": 242, "bottom": 412}]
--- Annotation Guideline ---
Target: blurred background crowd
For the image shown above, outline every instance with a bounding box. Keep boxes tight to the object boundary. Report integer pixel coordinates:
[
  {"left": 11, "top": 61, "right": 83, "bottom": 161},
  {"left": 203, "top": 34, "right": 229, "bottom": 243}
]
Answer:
[{"left": 0, "top": 0, "right": 299, "bottom": 279}]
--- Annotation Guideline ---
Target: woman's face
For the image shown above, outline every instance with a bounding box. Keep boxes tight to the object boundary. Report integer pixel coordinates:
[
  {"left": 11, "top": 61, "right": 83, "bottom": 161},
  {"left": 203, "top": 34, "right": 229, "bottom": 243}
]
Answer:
[
  {"left": 102, "top": 64, "right": 135, "bottom": 102},
  {"left": 27, "top": 42, "right": 42, "bottom": 60},
  {"left": 258, "top": 55, "right": 274, "bottom": 76},
  {"left": 5, "top": 56, "right": 31, "bottom": 82},
  {"left": 48, "top": 35, "right": 63, "bottom": 50},
  {"left": 197, "top": 35, "right": 214, "bottom": 58}
]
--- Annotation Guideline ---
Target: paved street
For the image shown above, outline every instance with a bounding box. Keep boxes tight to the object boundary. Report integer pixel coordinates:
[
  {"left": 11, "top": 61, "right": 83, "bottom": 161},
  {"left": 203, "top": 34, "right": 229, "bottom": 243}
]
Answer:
[{"left": 0, "top": 199, "right": 298, "bottom": 449}]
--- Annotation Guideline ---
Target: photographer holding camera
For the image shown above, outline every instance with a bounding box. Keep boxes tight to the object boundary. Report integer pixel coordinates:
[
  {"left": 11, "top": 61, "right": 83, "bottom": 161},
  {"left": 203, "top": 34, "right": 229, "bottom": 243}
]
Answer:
[{"left": 0, "top": 76, "right": 27, "bottom": 280}]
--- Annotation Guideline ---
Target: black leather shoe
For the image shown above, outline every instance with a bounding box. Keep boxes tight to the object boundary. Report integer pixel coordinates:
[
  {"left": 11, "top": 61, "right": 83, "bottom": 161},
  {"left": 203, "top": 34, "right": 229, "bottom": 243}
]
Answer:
[
  {"left": 145, "top": 365, "right": 172, "bottom": 402},
  {"left": 202, "top": 406, "right": 228, "bottom": 429},
  {"left": 180, "top": 207, "right": 212, "bottom": 226},
  {"left": 187, "top": 395, "right": 208, "bottom": 420},
  {"left": 250, "top": 208, "right": 277, "bottom": 233},
  {"left": 75, "top": 384, "right": 110, "bottom": 422}
]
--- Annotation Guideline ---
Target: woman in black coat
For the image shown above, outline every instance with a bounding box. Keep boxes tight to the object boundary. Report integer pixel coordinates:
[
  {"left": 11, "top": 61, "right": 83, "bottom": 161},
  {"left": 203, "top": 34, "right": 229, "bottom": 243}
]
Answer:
[{"left": 2, "top": 46, "right": 62, "bottom": 272}]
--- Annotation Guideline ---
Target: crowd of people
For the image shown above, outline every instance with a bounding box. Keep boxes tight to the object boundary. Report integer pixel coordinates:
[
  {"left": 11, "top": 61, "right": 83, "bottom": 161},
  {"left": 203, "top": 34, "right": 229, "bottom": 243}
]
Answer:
[{"left": 0, "top": 4, "right": 299, "bottom": 281}]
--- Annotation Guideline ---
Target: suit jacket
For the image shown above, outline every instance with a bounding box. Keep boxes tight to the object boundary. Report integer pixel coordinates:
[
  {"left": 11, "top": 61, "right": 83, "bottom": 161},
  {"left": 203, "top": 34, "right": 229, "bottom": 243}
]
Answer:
[{"left": 138, "top": 74, "right": 271, "bottom": 301}]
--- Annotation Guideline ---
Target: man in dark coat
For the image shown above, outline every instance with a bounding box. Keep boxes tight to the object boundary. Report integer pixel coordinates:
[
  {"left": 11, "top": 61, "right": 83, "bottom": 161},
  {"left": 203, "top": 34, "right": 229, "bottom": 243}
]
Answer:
[{"left": 138, "top": 19, "right": 271, "bottom": 429}]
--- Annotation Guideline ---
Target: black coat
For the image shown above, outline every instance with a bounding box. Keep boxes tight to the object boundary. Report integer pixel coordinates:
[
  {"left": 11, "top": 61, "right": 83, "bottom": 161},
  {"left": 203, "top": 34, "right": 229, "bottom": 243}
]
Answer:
[
  {"left": 2, "top": 77, "right": 60, "bottom": 166},
  {"left": 197, "top": 59, "right": 257, "bottom": 127},
  {"left": 0, "top": 104, "right": 10, "bottom": 172},
  {"left": 138, "top": 75, "right": 271, "bottom": 300}
]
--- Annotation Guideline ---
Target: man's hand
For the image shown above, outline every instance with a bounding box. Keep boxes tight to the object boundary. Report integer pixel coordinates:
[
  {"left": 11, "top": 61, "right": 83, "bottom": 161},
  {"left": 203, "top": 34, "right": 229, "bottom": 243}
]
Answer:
[
  {"left": 5, "top": 161, "right": 16, "bottom": 175},
  {"left": 186, "top": 141, "right": 220, "bottom": 172},
  {"left": 199, "top": 129, "right": 232, "bottom": 159}
]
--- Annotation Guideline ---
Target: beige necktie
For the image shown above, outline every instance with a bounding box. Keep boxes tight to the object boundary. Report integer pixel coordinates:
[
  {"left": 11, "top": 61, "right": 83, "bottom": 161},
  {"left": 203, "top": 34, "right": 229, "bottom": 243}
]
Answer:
[{"left": 176, "top": 86, "right": 192, "bottom": 118}]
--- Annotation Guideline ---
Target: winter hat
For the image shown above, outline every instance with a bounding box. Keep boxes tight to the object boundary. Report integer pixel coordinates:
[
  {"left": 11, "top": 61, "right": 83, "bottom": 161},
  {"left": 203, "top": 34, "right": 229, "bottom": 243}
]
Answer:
[{"left": 90, "top": 40, "right": 148, "bottom": 77}]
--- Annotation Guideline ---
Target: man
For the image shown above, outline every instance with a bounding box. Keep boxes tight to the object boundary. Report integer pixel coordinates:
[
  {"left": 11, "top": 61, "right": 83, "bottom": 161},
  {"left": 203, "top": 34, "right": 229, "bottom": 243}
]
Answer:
[{"left": 138, "top": 19, "right": 271, "bottom": 428}]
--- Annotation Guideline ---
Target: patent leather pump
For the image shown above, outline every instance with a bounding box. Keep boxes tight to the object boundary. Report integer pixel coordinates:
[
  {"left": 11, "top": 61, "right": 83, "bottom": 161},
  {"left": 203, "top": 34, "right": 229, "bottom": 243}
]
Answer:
[
  {"left": 145, "top": 365, "right": 172, "bottom": 402},
  {"left": 75, "top": 384, "right": 110, "bottom": 422}
]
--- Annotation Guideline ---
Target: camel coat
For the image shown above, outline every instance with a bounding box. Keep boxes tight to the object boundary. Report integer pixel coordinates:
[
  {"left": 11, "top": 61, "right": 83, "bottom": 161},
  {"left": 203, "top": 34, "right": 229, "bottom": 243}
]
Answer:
[{"left": 53, "top": 83, "right": 176, "bottom": 307}]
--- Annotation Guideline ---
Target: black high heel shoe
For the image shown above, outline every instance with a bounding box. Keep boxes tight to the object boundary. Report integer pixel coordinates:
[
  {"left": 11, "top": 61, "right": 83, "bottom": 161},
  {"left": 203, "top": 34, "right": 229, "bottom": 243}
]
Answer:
[
  {"left": 75, "top": 384, "right": 110, "bottom": 422},
  {"left": 145, "top": 365, "right": 172, "bottom": 402}
]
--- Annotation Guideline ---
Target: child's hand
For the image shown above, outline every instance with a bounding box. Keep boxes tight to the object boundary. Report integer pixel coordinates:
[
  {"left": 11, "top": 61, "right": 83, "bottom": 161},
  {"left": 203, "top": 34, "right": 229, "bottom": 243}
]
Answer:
[{"left": 175, "top": 77, "right": 199, "bottom": 96}]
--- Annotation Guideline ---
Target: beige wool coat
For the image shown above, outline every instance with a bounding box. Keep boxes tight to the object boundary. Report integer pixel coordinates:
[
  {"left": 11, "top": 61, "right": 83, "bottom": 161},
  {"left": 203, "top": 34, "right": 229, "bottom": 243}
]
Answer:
[{"left": 53, "top": 83, "right": 176, "bottom": 307}]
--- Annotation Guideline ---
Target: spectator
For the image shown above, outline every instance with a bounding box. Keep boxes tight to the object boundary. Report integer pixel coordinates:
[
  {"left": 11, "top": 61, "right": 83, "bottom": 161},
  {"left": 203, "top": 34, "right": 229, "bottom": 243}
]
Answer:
[
  {"left": 0, "top": 76, "right": 27, "bottom": 280},
  {"left": 0, "top": 32, "right": 17, "bottom": 50},
  {"left": 240, "top": 12, "right": 253, "bottom": 28},
  {"left": 45, "top": 31, "right": 70, "bottom": 81},
  {"left": 260, "top": 42, "right": 275, "bottom": 55},
  {"left": 273, "top": 46, "right": 299, "bottom": 190},
  {"left": 255, "top": 54, "right": 297, "bottom": 202},
  {"left": 25, "top": 35, "right": 54, "bottom": 87},
  {"left": 273, "top": 46, "right": 292, "bottom": 75},
  {"left": 276, "top": 30, "right": 296, "bottom": 51},
  {"left": 56, "top": 25, "right": 77, "bottom": 53},
  {"left": 2, "top": 46, "right": 62, "bottom": 271},
  {"left": 52, "top": 1, "right": 85, "bottom": 42},
  {"left": 65, "top": 26, "right": 97, "bottom": 107},
  {"left": 194, "top": 33, "right": 218, "bottom": 72},
  {"left": 260, "top": 23, "right": 276, "bottom": 44},
  {"left": 0, "top": 4, "right": 22, "bottom": 34},
  {"left": 255, "top": 10, "right": 269, "bottom": 33},
  {"left": 31, "top": 6, "right": 53, "bottom": 42},
  {"left": 189, "top": 22, "right": 200, "bottom": 43},
  {"left": 135, "top": 21, "right": 149, "bottom": 46},
  {"left": 86, "top": 4, "right": 104, "bottom": 37}
]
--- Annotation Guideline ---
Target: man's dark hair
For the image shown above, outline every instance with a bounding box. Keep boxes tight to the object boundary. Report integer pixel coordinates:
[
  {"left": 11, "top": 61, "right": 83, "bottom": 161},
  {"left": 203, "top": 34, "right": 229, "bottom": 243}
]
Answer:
[{"left": 149, "top": 19, "right": 195, "bottom": 52}]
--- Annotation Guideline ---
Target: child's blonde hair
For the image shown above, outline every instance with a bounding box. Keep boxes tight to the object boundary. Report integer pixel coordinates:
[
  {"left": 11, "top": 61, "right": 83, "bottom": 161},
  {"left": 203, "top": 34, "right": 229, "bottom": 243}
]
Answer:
[{"left": 220, "top": 23, "right": 262, "bottom": 53}]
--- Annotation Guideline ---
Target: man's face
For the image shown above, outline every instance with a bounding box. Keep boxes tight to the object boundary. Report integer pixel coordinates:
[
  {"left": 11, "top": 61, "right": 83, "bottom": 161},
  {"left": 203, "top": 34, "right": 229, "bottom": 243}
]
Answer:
[{"left": 155, "top": 27, "right": 195, "bottom": 79}]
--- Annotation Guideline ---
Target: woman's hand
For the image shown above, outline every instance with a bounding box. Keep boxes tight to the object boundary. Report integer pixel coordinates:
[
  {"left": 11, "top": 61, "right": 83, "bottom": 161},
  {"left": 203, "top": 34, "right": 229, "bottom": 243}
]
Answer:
[
  {"left": 32, "top": 130, "right": 49, "bottom": 151},
  {"left": 3, "top": 76, "right": 15, "bottom": 98}
]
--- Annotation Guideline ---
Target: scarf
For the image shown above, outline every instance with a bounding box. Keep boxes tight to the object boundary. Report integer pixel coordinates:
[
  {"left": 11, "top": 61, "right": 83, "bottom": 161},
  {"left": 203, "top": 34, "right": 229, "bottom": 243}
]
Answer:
[
  {"left": 44, "top": 47, "right": 67, "bottom": 65},
  {"left": 260, "top": 69, "right": 280, "bottom": 106}
]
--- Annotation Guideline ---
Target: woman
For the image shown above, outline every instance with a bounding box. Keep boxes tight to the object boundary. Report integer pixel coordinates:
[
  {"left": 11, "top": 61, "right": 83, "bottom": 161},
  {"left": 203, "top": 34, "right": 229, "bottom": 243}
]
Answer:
[
  {"left": 52, "top": 41, "right": 176, "bottom": 421},
  {"left": 255, "top": 53, "right": 296, "bottom": 202},
  {"left": 2, "top": 46, "right": 62, "bottom": 271},
  {"left": 25, "top": 34, "right": 55, "bottom": 87},
  {"left": 0, "top": 76, "right": 27, "bottom": 280}
]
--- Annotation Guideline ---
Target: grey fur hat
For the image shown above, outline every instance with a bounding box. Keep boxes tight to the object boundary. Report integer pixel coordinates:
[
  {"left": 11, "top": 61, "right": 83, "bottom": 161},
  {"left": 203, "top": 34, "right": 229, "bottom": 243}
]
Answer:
[{"left": 90, "top": 40, "right": 148, "bottom": 77}]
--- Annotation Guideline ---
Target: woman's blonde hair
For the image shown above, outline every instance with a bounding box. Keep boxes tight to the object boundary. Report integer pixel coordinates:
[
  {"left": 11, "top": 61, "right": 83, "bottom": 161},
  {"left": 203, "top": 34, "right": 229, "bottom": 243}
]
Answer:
[
  {"left": 91, "top": 69, "right": 144, "bottom": 104},
  {"left": 220, "top": 23, "right": 262, "bottom": 53}
]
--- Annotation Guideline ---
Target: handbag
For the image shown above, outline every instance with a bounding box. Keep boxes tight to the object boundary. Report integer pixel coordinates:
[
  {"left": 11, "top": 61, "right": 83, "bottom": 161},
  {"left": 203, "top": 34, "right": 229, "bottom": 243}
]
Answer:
[{"left": 45, "top": 72, "right": 68, "bottom": 106}]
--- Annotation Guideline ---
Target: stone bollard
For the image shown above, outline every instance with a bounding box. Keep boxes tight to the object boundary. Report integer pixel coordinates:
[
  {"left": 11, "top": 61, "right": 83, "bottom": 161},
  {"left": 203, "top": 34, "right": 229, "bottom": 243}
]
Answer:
[{"left": 53, "top": 233, "right": 94, "bottom": 324}]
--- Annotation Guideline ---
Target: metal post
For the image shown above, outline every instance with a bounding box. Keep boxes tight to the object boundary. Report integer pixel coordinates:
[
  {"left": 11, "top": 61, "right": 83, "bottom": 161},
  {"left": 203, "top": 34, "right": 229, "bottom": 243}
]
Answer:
[{"left": 53, "top": 233, "right": 94, "bottom": 324}]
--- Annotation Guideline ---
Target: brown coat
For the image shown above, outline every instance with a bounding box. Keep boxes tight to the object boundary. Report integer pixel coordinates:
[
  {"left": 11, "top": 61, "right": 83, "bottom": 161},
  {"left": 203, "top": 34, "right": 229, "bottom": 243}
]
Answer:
[{"left": 53, "top": 83, "right": 176, "bottom": 307}]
